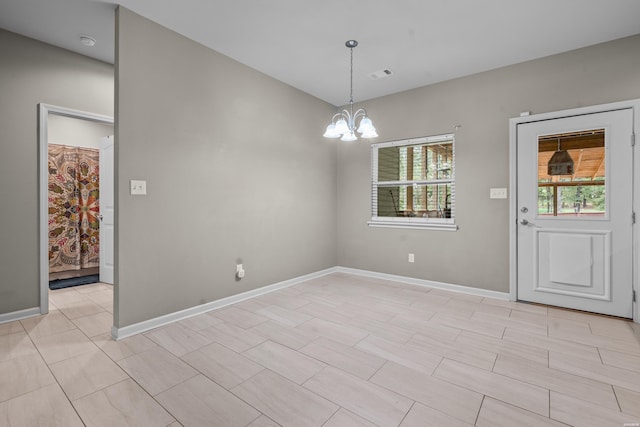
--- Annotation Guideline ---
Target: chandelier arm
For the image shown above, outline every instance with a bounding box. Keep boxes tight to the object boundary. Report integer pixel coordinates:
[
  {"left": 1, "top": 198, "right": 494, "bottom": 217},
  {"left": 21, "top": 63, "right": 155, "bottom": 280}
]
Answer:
[
  {"left": 353, "top": 108, "right": 368, "bottom": 120},
  {"left": 330, "top": 112, "right": 344, "bottom": 123}
]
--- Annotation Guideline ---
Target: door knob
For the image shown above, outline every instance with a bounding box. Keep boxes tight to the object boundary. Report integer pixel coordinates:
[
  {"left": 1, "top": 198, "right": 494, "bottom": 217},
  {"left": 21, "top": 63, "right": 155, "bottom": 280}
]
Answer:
[{"left": 520, "top": 219, "right": 529, "bottom": 225}]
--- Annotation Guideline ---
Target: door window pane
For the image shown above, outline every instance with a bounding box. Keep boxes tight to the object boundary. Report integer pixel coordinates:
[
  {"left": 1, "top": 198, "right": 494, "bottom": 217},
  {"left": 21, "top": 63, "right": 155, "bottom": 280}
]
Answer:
[{"left": 537, "top": 129, "right": 605, "bottom": 218}]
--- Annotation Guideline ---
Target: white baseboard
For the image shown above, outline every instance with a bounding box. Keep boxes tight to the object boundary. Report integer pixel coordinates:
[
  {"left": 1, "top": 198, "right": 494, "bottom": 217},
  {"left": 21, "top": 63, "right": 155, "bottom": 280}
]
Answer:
[
  {"left": 336, "top": 266, "right": 511, "bottom": 301},
  {"left": 112, "top": 267, "right": 339, "bottom": 340},
  {"left": 0, "top": 307, "right": 42, "bottom": 324}
]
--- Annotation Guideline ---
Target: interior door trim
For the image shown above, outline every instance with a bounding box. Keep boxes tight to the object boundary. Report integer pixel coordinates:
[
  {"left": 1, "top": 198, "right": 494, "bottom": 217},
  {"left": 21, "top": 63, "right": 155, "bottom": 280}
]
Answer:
[
  {"left": 38, "top": 103, "right": 114, "bottom": 315},
  {"left": 508, "top": 99, "right": 640, "bottom": 324}
]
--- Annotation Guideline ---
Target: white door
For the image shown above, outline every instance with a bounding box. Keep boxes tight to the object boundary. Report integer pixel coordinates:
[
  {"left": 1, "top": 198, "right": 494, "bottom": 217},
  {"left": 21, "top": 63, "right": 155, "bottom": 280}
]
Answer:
[
  {"left": 99, "top": 135, "right": 114, "bottom": 284},
  {"left": 517, "top": 109, "right": 633, "bottom": 318}
]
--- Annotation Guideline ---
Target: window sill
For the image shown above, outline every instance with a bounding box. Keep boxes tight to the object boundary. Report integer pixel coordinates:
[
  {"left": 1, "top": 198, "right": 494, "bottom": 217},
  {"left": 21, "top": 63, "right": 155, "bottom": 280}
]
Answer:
[{"left": 368, "top": 219, "right": 458, "bottom": 231}]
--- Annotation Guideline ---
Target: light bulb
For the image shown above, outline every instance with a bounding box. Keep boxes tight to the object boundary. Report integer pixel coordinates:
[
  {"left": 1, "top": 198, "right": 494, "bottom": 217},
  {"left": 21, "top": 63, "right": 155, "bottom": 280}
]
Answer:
[
  {"left": 334, "top": 117, "right": 349, "bottom": 134},
  {"left": 341, "top": 131, "right": 357, "bottom": 142},
  {"left": 357, "top": 117, "right": 373, "bottom": 134},
  {"left": 323, "top": 123, "right": 340, "bottom": 138}
]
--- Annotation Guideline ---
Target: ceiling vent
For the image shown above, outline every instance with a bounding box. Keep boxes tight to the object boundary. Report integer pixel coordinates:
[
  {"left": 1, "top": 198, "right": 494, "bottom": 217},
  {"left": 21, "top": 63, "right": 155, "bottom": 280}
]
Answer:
[{"left": 368, "top": 68, "right": 393, "bottom": 80}]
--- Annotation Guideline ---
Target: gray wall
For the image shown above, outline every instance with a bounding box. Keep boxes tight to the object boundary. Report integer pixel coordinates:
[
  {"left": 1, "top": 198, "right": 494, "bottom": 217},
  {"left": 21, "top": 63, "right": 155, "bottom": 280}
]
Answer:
[
  {"left": 0, "top": 29, "right": 113, "bottom": 314},
  {"left": 115, "top": 8, "right": 337, "bottom": 327},
  {"left": 48, "top": 115, "right": 114, "bottom": 148},
  {"left": 337, "top": 34, "right": 640, "bottom": 293}
]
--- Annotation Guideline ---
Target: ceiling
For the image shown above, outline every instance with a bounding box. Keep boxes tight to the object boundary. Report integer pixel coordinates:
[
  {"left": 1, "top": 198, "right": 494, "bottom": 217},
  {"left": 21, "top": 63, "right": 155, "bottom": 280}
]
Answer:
[{"left": 1, "top": 0, "right": 640, "bottom": 106}]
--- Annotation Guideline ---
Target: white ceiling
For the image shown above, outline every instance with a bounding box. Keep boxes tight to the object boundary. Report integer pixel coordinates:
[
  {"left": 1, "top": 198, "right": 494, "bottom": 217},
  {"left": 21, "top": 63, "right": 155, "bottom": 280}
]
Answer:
[{"left": 1, "top": 0, "right": 640, "bottom": 106}]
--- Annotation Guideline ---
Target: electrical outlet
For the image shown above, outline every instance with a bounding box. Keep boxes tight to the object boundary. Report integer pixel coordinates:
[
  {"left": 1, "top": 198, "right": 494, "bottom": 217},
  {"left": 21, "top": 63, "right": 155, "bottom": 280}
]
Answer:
[{"left": 408, "top": 253, "right": 415, "bottom": 263}]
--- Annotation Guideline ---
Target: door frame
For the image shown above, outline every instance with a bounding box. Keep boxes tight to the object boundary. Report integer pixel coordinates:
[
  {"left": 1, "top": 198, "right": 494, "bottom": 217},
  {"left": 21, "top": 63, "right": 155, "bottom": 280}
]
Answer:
[
  {"left": 509, "top": 99, "right": 640, "bottom": 324},
  {"left": 38, "top": 103, "right": 114, "bottom": 314}
]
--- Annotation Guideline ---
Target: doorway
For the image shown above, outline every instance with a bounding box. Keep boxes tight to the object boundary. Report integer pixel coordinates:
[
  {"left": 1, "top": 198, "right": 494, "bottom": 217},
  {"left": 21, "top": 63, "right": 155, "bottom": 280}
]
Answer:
[
  {"left": 515, "top": 108, "right": 633, "bottom": 318},
  {"left": 38, "top": 104, "right": 114, "bottom": 314}
]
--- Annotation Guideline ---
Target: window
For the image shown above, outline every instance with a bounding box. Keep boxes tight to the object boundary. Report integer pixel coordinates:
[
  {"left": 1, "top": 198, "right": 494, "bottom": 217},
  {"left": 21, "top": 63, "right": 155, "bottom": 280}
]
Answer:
[
  {"left": 537, "top": 129, "right": 606, "bottom": 218},
  {"left": 370, "top": 134, "right": 457, "bottom": 230}
]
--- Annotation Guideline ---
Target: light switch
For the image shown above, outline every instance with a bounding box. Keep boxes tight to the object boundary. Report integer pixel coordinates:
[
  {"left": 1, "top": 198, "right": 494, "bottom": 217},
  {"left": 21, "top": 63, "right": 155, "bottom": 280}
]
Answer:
[
  {"left": 490, "top": 188, "right": 507, "bottom": 199},
  {"left": 130, "top": 180, "right": 147, "bottom": 195}
]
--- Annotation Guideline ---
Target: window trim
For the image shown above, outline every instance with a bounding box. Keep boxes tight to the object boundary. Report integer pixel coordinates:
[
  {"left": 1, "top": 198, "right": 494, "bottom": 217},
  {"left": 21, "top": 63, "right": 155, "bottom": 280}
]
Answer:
[{"left": 369, "top": 133, "right": 458, "bottom": 231}]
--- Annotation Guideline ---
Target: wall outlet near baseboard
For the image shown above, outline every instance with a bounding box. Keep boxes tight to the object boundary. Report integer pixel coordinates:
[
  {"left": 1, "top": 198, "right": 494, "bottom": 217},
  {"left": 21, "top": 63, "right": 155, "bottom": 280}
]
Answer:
[{"left": 408, "top": 253, "right": 415, "bottom": 263}]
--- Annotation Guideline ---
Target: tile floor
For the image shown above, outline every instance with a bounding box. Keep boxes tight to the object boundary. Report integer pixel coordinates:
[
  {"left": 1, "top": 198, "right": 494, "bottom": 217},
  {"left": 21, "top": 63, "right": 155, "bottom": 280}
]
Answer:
[{"left": 1, "top": 273, "right": 640, "bottom": 426}]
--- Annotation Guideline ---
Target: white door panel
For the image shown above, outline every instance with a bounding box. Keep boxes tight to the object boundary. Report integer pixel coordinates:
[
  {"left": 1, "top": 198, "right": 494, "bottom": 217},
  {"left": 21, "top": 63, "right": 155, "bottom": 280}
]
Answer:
[
  {"left": 99, "top": 135, "right": 114, "bottom": 284},
  {"left": 517, "top": 109, "right": 633, "bottom": 317}
]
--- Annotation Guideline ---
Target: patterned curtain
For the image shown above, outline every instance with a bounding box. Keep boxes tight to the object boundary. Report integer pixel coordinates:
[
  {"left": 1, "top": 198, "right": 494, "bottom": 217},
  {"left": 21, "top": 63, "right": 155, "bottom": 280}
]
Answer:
[{"left": 48, "top": 144, "right": 100, "bottom": 272}]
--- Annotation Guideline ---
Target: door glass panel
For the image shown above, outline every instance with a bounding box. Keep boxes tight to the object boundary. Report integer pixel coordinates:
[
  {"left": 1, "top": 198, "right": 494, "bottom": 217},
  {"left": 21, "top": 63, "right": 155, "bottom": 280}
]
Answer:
[{"left": 537, "top": 129, "right": 605, "bottom": 218}]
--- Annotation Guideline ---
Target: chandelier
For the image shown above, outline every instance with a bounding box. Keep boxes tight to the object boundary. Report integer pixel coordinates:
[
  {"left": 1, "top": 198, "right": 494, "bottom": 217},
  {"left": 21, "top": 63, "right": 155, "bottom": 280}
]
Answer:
[{"left": 323, "top": 40, "right": 378, "bottom": 141}]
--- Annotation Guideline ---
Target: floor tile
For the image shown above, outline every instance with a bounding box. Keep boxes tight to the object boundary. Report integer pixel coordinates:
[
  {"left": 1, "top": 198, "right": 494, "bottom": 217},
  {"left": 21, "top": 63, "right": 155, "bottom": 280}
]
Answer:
[
  {"left": 72, "top": 311, "right": 113, "bottom": 338},
  {"left": 20, "top": 311, "right": 77, "bottom": 338},
  {"left": 390, "top": 314, "right": 459, "bottom": 343},
  {"left": 400, "top": 402, "right": 474, "bottom": 427},
  {"left": 31, "top": 328, "right": 97, "bottom": 364},
  {"left": 589, "top": 319, "right": 637, "bottom": 341},
  {"left": 447, "top": 298, "right": 512, "bottom": 319},
  {"left": 550, "top": 390, "right": 639, "bottom": 427},
  {"left": 476, "top": 397, "right": 567, "bottom": 427},
  {"left": 50, "top": 348, "right": 129, "bottom": 401},
  {"left": 295, "top": 301, "right": 353, "bottom": 325},
  {"left": 92, "top": 332, "right": 158, "bottom": 361},
  {"left": 211, "top": 306, "right": 269, "bottom": 329},
  {"left": 303, "top": 366, "right": 412, "bottom": 426},
  {"left": 434, "top": 358, "right": 549, "bottom": 416},
  {"left": 356, "top": 335, "right": 443, "bottom": 375},
  {"left": 247, "top": 415, "right": 281, "bottom": 427},
  {"left": 503, "top": 327, "right": 601, "bottom": 362},
  {"left": 249, "top": 320, "right": 316, "bottom": 350},
  {"left": 145, "top": 323, "right": 211, "bottom": 357},
  {"left": 73, "top": 378, "right": 175, "bottom": 427},
  {"left": 347, "top": 317, "right": 414, "bottom": 343},
  {"left": 243, "top": 340, "right": 325, "bottom": 384},
  {"left": 473, "top": 311, "right": 547, "bottom": 335},
  {"left": 370, "top": 361, "right": 483, "bottom": 425},
  {"left": 256, "top": 305, "right": 312, "bottom": 327},
  {"left": 0, "top": 353, "right": 56, "bottom": 403},
  {"left": 550, "top": 350, "right": 640, "bottom": 392},
  {"left": 480, "top": 298, "right": 548, "bottom": 315},
  {"left": 408, "top": 332, "right": 497, "bottom": 370},
  {"left": 614, "top": 386, "right": 640, "bottom": 418},
  {"left": 118, "top": 347, "right": 198, "bottom": 395},
  {"left": 177, "top": 312, "right": 223, "bottom": 331},
  {"left": 455, "top": 330, "right": 548, "bottom": 365},
  {"left": 338, "top": 302, "right": 395, "bottom": 322},
  {"left": 5, "top": 275, "right": 639, "bottom": 427},
  {"left": 297, "top": 317, "right": 368, "bottom": 346},
  {"left": 508, "top": 309, "right": 549, "bottom": 327},
  {"left": 431, "top": 312, "right": 505, "bottom": 338},
  {"left": 156, "top": 375, "right": 260, "bottom": 427},
  {"left": 0, "top": 330, "right": 38, "bottom": 362},
  {"left": 181, "top": 342, "right": 263, "bottom": 389},
  {"left": 0, "top": 321, "right": 24, "bottom": 336},
  {"left": 74, "top": 283, "right": 113, "bottom": 294},
  {"left": 199, "top": 321, "right": 266, "bottom": 352},
  {"left": 300, "top": 337, "right": 385, "bottom": 380},
  {"left": 233, "top": 369, "right": 338, "bottom": 427},
  {"left": 493, "top": 354, "right": 619, "bottom": 410},
  {"left": 599, "top": 347, "right": 640, "bottom": 373},
  {"left": 0, "top": 383, "right": 83, "bottom": 426},
  {"left": 323, "top": 408, "right": 377, "bottom": 427},
  {"left": 549, "top": 323, "right": 640, "bottom": 356},
  {"left": 56, "top": 298, "right": 106, "bottom": 320},
  {"left": 548, "top": 316, "right": 591, "bottom": 335}
]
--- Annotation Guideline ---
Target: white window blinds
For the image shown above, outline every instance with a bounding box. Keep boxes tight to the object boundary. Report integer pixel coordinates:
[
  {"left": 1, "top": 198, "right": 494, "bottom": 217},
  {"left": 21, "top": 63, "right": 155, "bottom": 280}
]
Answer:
[{"left": 370, "top": 134, "right": 457, "bottom": 230}]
